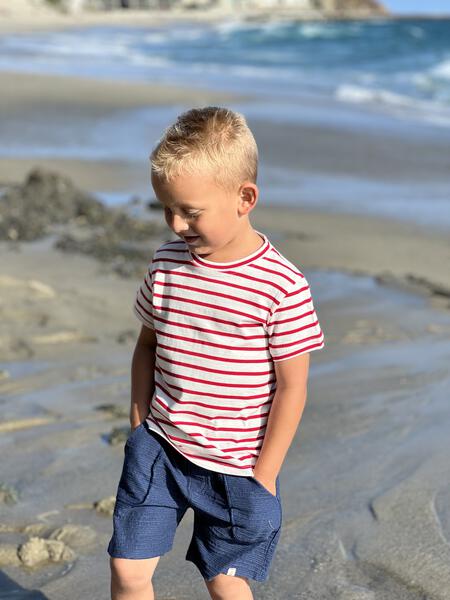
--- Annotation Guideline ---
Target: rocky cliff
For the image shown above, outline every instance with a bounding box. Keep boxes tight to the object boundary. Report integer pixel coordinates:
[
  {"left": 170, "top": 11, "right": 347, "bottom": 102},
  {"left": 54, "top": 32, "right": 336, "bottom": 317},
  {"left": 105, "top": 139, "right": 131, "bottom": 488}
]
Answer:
[
  {"left": 1, "top": 0, "right": 389, "bottom": 19},
  {"left": 319, "top": 0, "right": 388, "bottom": 17}
]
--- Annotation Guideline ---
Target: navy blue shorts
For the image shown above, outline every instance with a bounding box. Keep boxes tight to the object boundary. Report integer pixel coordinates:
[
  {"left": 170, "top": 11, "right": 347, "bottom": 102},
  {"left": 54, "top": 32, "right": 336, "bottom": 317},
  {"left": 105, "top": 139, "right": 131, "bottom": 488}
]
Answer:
[{"left": 107, "top": 422, "right": 282, "bottom": 582}]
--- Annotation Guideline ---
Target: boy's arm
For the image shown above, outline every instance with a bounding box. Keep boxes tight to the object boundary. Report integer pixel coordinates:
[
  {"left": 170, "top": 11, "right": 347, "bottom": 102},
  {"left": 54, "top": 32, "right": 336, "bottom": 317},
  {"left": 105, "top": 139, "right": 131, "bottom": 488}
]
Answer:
[
  {"left": 253, "top": 353, "right": 310, "bottom": 488},
  {"left": 130, "top": 324, "right": 157, "bottom": 430}
]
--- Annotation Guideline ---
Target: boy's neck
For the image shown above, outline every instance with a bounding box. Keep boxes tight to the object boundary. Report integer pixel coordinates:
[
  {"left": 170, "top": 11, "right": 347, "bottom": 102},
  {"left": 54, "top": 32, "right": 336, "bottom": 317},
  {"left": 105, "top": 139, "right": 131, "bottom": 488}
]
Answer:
[{"left": 195, "top": 227, "right": 264, "bottom": 263}]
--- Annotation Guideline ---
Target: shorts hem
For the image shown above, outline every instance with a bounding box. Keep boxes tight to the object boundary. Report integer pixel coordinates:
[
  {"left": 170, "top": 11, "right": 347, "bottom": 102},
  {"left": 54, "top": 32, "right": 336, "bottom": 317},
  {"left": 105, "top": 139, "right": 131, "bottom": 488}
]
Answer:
[
  {"left": 108, "top": 543, "right": 172, "bottom": 560},
  {"left": 185, "top": 556, "right": 270, "bottom": 582}
]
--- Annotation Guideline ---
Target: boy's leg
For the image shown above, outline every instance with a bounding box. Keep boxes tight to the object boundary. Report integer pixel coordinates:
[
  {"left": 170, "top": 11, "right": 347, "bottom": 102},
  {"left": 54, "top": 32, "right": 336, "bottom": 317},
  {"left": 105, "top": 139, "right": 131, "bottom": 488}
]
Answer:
[
  {"left": 204, "top": 574, "right": 253, "bottom": 600},
  {"left": 110, "top": 556, "right": 160, "bottom": 600},
  {"left": 108, "top": 425, "right": 189, "bottom": 598}
]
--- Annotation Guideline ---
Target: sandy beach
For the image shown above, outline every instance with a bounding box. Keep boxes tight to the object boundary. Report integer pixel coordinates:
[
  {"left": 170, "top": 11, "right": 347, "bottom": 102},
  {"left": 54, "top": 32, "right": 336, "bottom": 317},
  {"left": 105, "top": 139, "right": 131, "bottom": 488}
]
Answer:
[
  {"left": 1, "top": 22, "right": 450, "bottom": 599},
  {"left": 0, "top": 2, "right": 256, "bottom": 33},
  {"left": 2, "top": 204, "right": 450, "bottom": 599},
  {"left": 0, "top": 1, "right": 388, "bottom": 34}
]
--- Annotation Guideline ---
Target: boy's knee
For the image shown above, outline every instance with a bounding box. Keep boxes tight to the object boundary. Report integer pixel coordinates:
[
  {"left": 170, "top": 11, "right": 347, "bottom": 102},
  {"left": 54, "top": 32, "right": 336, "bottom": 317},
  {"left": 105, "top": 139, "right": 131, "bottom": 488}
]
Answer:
[
  {"left": 204, "top": 573, "right": 251, "bottom": 600},
  {"left": 110, "top": 556, "right": 159, "bottom": 591}
]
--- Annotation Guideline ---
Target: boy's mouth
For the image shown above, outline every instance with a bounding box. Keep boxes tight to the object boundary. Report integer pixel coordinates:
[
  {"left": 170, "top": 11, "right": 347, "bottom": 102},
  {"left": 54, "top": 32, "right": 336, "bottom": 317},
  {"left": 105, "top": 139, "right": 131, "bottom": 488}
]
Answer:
[{"left": 183, "top": 235, "right": 200, "bottom": 244}]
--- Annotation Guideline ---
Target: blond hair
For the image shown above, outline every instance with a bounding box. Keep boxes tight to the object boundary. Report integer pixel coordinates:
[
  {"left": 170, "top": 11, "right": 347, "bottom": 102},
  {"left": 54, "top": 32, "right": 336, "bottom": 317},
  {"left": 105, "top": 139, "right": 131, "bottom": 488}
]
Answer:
[{"left": 150, "top": 107, "right": 258, "bottom": 192}]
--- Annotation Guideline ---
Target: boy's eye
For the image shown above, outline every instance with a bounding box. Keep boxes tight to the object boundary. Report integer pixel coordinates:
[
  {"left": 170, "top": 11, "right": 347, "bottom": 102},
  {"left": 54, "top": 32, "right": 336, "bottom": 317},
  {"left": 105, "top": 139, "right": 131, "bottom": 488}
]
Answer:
[{"left": 164, "top": 207, "right": 200, "bottom": 220}]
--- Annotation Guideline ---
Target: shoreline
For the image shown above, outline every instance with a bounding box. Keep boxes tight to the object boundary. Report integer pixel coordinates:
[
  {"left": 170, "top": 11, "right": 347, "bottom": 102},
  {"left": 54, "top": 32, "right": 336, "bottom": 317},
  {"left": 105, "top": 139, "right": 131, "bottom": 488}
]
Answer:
[
  {"left": 3, "top": 15, "right": 450, "bottom": 39},
  {"left": 1, "top": 4, "right": 449, "bottom": 37}
]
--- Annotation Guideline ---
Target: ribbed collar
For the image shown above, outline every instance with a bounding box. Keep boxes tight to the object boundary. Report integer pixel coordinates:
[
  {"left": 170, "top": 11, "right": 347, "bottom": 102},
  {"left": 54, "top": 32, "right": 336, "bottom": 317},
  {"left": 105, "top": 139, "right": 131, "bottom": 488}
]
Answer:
[{"left": 188, "top": 230, "right": 271, "bottom": 270}]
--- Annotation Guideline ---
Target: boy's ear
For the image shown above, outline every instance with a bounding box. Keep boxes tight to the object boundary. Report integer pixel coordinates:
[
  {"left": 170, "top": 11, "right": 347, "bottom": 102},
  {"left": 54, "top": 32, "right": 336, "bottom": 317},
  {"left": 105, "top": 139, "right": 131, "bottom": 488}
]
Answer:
[{"left": 238, "top": 182, "right": 258, "bottom": 213}]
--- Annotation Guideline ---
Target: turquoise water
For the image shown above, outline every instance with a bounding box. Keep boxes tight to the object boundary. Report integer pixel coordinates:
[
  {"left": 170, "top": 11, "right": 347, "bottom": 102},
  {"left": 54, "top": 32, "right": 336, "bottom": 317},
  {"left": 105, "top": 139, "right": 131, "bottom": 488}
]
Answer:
[{"left": 1, "top": 18, "right": 450, "bottom": 124}]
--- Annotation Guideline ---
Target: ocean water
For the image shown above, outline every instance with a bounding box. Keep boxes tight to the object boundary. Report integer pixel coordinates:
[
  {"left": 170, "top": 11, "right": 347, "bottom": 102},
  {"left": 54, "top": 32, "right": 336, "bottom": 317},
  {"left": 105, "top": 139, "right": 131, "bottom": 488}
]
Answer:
[
  {"left": 2, "top": 18, "right": 450, "bottom": 125},
  {"left": 1, "top": 18, "right": 450, "bottom": 229}
]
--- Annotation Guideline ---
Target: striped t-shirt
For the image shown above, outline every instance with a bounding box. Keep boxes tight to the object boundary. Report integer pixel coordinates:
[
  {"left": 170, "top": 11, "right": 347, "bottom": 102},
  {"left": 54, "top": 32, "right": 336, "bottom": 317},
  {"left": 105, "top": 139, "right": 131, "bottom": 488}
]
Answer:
[{"left": 133, "top": 230, "right": 325, "bottom": 476}]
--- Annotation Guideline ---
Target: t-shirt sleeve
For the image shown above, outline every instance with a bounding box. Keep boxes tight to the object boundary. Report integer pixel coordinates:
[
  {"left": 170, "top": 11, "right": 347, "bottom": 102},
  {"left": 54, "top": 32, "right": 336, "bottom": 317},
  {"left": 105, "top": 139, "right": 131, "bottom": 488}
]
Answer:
[
  {"left": 133, "top": 263, "right": 154, "bottom": 330},
  {"left": 266, "top": 274, "right": 325, "bottom": 362}
]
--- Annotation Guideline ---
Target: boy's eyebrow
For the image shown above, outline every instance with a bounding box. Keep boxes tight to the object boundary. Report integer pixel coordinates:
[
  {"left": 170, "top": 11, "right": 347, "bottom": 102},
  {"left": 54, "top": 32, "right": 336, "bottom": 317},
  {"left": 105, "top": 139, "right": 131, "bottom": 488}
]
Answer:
[{"left": 158, "top": 200, "right": 204, "bottom": 210}]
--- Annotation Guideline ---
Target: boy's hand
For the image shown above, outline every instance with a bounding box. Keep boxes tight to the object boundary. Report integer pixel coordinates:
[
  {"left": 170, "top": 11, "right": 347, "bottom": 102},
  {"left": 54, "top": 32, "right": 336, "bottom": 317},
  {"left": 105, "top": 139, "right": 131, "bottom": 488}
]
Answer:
[{"left": 252, "top": 469, "right": 277, "bottom": 497}]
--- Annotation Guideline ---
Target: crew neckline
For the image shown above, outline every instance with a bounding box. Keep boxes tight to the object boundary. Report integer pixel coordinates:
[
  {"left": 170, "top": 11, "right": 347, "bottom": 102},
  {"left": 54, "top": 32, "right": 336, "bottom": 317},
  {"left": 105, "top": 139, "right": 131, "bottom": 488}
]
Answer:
[{"left": 188, "top": 230, "right": 271, "bottom": 270}]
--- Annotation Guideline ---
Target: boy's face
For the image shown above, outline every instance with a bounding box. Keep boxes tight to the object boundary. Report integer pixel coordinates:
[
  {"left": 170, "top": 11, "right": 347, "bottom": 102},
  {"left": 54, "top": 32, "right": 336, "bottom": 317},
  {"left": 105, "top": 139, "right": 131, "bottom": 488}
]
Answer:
[{"left": 151, "top": 170, "right": 257, "bottom": 259}]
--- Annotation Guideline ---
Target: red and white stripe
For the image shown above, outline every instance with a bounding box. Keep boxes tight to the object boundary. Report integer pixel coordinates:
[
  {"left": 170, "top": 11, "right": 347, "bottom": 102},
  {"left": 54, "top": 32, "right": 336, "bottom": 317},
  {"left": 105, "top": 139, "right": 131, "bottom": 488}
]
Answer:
[{"left": 133, "top": 231, "right": 325, "bottom": 475}]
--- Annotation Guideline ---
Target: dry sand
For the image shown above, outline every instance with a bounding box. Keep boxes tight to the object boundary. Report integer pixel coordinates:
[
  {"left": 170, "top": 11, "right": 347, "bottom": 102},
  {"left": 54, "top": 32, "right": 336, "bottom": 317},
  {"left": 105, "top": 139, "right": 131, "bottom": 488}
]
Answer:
[
  {"left": 0, "top": 2, "right": 256, "bottom": 33},
  {"left": 0, "top": 71, "right": 242, "bottom": 113},
  {"left": 1, "top": 66, "right": 450, "bottom": 599}
]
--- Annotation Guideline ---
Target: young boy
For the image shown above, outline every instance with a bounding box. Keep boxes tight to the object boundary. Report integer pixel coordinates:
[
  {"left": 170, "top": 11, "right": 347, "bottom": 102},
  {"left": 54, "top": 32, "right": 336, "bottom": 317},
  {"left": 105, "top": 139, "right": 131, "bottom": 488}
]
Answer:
[{"left": 108, "top": 107, "right": 325, "bottom": 600}]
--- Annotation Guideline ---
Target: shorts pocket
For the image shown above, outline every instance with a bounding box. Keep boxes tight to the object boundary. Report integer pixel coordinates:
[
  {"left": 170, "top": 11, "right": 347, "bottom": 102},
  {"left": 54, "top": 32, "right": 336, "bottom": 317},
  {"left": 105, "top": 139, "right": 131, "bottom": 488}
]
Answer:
[
  {"left": 125, "top": 422, "right": 145, "bottom": 445},
  {"left": 249, "top": 475, "right": 278, "bottom": 499},
  {"left": 223, "top": 474, "right": 282, "bottom": 544},
  {"left": 115, "top": 424, "right": 164, "bottom": 508}
]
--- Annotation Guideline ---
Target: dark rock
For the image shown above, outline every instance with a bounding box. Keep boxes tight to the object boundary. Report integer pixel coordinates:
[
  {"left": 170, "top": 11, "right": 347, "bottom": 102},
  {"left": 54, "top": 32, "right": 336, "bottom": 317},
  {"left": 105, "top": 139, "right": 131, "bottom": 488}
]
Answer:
[
  {"left": 0, "top": 168, "right": 167, "bottom": 278},
  {"left": 405, "top": 274, "right": 450, "bottom": 299},
  {"left": 0, "top": 168, "right": 108, "bottom": 241}
]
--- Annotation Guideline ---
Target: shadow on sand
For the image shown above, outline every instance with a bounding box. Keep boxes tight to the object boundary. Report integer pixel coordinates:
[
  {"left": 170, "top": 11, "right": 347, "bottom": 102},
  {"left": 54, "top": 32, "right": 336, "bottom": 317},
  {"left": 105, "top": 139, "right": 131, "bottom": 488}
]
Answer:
[{"left": 0, "top": 571, "right": 49, "bottom": 599}]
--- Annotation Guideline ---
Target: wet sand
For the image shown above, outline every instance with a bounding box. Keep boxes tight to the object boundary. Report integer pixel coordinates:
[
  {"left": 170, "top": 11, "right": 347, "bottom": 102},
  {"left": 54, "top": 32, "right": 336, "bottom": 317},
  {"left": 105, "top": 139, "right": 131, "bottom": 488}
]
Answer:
[
  {"left": 0, "top": 71, "right": 247, "bottom": 194},
  {"left": 1, "top": 233, "right": 450, "bottom": 599},
  {"left": 0, "top": 71, "right": 242, "bottom": 113},
  {"left": 1, "top": 66, "right": 450, "bottom": 599}
]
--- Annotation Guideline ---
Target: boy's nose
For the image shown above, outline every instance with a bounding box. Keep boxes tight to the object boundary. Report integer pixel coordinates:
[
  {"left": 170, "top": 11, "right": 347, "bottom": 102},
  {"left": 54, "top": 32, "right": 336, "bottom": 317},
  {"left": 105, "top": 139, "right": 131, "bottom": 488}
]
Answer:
[{"left": 171, "top": 214, "right": 190, "bottom": 233}]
